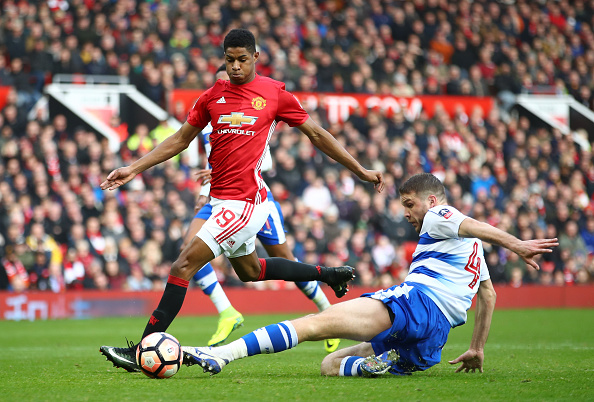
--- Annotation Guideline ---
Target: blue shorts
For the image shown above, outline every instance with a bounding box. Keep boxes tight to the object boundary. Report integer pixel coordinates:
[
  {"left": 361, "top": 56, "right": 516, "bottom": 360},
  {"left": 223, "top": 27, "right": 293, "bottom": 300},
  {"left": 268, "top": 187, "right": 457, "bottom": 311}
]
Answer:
[
  {"left": 194, "top": 203, "right": 213, "bottom": 220},
  {"left": 193, "top": 191, "right": 286, "bottom": 246},
  {"left": 361, "top": 282, "right": 451, "bottom": 374}
]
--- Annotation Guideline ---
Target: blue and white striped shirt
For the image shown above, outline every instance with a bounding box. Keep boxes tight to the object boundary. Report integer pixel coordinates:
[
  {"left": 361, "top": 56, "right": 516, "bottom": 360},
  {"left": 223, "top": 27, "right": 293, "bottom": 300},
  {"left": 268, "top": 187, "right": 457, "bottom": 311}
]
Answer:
[{"left": 404, "top": 205, "right": 490, "bottom": 327}]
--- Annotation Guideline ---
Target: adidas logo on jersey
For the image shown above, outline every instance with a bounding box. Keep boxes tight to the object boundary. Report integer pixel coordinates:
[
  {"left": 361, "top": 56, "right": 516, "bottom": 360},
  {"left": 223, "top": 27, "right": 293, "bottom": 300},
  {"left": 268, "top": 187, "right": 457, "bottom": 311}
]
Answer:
[
  {"left": 227, "top": 240, "right": 235, "bottom": 247},
  {"left": 217, "top": 97, "right": 226, "bottom": 104}
]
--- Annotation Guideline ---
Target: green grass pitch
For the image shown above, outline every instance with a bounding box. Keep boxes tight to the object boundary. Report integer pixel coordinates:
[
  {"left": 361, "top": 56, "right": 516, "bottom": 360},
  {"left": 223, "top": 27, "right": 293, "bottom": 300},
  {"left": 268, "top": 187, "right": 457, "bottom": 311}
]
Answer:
[{"left": 1, "top": 309, "right": 593, "bottom": 401}]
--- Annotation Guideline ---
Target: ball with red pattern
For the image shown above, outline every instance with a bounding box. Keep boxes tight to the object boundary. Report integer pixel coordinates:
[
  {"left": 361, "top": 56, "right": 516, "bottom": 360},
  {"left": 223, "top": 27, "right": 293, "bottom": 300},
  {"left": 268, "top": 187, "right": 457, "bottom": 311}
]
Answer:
[{"left": 136, "top": 332, "right": 183, "bottom": 379}]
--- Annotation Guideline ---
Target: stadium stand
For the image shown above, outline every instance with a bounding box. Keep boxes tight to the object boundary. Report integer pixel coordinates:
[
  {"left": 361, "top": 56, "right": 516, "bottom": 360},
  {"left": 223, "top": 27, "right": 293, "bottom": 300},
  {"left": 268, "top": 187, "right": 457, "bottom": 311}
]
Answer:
[{"left": 1, "top": 0, "right": 594, "bottom": 294}]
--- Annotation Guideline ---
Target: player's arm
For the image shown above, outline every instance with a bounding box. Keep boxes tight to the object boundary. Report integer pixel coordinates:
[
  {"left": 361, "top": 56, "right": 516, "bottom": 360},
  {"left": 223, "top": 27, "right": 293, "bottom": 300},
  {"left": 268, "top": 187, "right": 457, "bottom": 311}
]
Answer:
[
  {"left": 129, "top": 121, "right": 202, "bottom": 175},
  {"left": 101, "top": 122, "right": 204, "bottom": 190},
  {"left": 457, "top": 217, "right": 558, "bottom": 270},
  {"left": 449, "top": 278, "right": 496, "bottom": 373},
  {"left": 296, "top": 117, "right": 384, "bottom": 193},
  {"left": 193, "top": 129, "right": 212, "bottom": 212},
  {"left": 195, "top": 168, "right": 212, "bottom": 211},
  {"left": 182, "top": 170, "right": 211, "bottom": 250}
]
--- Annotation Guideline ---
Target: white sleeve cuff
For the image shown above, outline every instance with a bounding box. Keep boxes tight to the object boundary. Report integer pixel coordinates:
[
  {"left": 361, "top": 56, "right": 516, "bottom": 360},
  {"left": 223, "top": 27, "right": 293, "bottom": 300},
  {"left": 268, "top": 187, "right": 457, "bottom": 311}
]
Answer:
[{"left": 199, "top": 182, "right": 211, "bottom": 197}]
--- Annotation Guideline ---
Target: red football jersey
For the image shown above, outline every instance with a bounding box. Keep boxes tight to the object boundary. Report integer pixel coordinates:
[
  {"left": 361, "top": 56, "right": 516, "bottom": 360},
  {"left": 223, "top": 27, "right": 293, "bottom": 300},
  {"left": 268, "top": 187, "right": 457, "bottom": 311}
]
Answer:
[{"left": 187, "top": 75, "right": 309, "bottom": 203}]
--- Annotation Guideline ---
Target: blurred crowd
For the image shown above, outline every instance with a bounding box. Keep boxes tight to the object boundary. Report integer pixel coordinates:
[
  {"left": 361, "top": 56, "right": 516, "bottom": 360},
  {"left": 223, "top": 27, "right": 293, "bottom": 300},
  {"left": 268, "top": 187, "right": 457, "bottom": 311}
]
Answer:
[
  {"left": 2, "top": 0, "right": 594, "bottom": 293},
  {"left": 2, "top": 0, "right": 594, "bottom": 110}
]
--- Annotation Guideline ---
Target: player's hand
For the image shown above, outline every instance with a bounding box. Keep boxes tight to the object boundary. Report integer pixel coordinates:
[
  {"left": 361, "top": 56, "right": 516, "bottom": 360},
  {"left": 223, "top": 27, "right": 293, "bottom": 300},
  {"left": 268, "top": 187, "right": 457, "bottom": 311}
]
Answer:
[
  {"left": 194, "top": 195, "right": 210, "bottom": 213},
  {"left": 358, "top": 169, "right": 385, "bottom": 193},
  {"left": 100, "top": 166, "right": 136, "bottom": 191},
  {"left": 449, "top": 349, "right": 484, "bottom": 373},
  {"left": 515, "top": 238, "right": 559, "bottom": 270},
  {"left": 195, "top": 169, "right": 212, "bottom": 185}
]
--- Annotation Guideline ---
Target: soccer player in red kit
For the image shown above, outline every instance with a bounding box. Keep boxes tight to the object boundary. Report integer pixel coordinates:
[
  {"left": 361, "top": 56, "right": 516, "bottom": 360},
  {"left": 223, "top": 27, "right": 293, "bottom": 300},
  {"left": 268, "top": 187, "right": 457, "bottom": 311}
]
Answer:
[{"left": 99, "top": 29, "right": 384, "bottom": 372}]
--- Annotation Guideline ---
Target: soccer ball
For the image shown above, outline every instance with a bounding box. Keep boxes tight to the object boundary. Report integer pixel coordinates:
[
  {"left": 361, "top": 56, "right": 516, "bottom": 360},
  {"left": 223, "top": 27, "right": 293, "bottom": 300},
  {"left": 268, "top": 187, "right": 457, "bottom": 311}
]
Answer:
[{"left": 136, "top": 332, "right": 183, "bottom": 379}]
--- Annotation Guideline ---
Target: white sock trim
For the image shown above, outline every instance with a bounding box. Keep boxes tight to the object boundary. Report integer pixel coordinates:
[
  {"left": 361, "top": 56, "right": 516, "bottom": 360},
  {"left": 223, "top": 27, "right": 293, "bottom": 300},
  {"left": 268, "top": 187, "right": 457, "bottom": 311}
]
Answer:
[
  {"left": 280, "top": 320, "right": 298, "bottom": 347},
  {"left": 209, "top": 284, "right": 232, "bottom": 313},
  {"left": 216, "top": 339, "right": 248, "bottom": 362}
]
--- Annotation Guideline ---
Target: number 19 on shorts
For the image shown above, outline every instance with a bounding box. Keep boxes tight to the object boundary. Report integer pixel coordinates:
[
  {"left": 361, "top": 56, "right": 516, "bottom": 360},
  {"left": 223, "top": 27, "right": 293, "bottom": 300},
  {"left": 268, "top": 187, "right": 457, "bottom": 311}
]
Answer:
[{"left": 213, "top": 208, "right": 237, "bottom": 228}]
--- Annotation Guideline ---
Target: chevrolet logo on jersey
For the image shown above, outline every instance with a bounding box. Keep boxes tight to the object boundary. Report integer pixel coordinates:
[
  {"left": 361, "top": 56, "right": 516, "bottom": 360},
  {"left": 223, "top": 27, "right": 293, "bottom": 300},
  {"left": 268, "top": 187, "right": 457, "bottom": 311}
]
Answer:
[{"left": 218, "top": 112, "right": 258, "bottom": 127}]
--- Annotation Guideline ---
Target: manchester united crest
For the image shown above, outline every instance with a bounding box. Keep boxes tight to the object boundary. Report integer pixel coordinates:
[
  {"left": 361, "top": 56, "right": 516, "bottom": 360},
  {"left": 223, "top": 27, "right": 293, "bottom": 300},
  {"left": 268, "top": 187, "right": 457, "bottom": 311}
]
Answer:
[{"left": 251, "top": 96, "right": 266, "bottom": 110}]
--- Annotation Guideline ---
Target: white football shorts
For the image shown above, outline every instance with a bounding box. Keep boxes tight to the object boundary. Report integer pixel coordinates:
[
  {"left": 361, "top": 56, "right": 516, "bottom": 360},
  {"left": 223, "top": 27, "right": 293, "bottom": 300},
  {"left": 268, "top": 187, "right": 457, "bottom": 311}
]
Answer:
[{"left": 197, "top": 197, "right": 269, "bottom": 259}]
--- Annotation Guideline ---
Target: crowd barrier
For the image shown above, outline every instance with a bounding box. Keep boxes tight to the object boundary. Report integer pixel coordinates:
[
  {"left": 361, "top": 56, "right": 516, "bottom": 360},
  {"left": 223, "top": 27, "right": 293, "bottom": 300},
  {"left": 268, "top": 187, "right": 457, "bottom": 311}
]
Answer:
[{"left": 1, "top": 285, "right": 593, "bottom": 321}]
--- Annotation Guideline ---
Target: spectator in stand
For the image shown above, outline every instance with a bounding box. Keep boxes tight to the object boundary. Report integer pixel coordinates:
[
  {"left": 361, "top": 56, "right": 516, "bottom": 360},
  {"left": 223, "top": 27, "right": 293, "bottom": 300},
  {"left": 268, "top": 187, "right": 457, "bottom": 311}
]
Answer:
[
  {"left": 580, "top": 216, "right": 594, "bottom": 254},
  {"left": 302, "top": 177, "right": 333, "bottom": 217},
  {"left": 450, "top": 35, "right": 477, "bottom": 74},
  {"left": 0, "top": 54, "right": 14, "bottom": 86},
  {"left": 559, "top": 221, "right": 589, "bottom": 268},
  {"left": 493, "top": 63, "right": 522, "bottom": 113},
  {"left": 4, "top": 0, "right": 594, "bottom": 109},
  {"left": 25, "top": 223, "right": 62, "bottom": 268},
  {"left": 1, "top": 245, "right": 29, "bottom": 291},
  {"left": 126, "top": 124, "right": 153, "bottom": 158},
  {"left": 471, "top": 165, "right": 498, "bottom": 199}
]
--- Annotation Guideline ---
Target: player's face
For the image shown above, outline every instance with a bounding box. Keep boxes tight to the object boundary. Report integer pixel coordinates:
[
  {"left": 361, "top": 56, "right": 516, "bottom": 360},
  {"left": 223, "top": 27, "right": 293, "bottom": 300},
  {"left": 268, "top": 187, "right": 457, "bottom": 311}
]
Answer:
[
  {"left": 400, "top": 192, "right": 432, "bottom": 234},
  {"left": 224, "top": 47, "right": 259, "bottom": 85}
]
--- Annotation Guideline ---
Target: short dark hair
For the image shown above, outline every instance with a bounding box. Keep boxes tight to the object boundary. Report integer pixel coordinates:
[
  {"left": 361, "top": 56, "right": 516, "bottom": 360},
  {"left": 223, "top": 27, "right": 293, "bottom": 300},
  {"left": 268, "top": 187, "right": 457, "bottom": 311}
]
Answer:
[
  {"left": 223, "top": 29, "right": 256, "bottom": 54},
  {"left": 399, "top": 173, "right": 447, "bottom": 201},
  {"left": 216, "top": 64, "right": 226, "bottom": 74}
]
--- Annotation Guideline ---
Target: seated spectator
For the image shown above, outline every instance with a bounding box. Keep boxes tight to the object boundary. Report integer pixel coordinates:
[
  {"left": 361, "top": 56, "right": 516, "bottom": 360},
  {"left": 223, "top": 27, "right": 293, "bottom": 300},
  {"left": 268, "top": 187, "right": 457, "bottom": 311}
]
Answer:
[
  {"left": 471, "top": 165, "right": 498, "bottom": 199},
  {"left": 302, "top": 177, "right": 333, "bottom": 217},
  {"left": 581, "top": 216, "right": 594, "bottom": 254},
  {"left": 559, "top": 221, "right": 589, "bottom": 267},
  {"left": 1, "top": 245, "right": 30, "bottom": 291},
  {"left": 105, "top": 260, "right": 127, "bottom": 290},
  {"left": 25, "top": 223, "right": 63, "bottom": 267},
  {"left": 371, "top": 235, "right": 397, "bottom": 275},
  {"left": 126, "top": 265, "right": 153, "bottom": 291},
  {"left": 126, "top": 124, "right": 153, "bottom": 158}
]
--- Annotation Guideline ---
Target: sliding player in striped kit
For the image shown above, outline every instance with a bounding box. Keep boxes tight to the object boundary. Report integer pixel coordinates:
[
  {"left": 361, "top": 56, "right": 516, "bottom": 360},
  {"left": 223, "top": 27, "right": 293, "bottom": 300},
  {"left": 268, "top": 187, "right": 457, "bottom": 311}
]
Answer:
[
  {"left": 99, "top": 28, "right": 383, "bottom": 372},
  {"left": 184, "top": 65, "right": 340, "bottom": 352},
  {"left": 182, "top": 173, "right": 558, "bottom": 377}
]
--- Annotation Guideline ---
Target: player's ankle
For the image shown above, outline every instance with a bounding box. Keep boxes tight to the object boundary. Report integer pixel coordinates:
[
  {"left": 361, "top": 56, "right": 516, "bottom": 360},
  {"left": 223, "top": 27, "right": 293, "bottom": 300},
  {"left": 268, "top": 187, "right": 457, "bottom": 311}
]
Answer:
[{"left": 220, "top": 306, "right": 239, "bottom": 318}]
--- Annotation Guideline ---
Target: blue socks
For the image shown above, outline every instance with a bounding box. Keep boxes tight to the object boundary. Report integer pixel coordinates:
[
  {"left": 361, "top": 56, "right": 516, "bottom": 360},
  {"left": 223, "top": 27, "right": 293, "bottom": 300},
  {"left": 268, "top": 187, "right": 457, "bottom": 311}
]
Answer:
[
  {"left": 339, "top": 356, "right": 364, "bottom": 376},
  {"left": 213, "top": 321, "right": 298, "bottom": 362},
  {"left": 295, "top": 281, "right": 332, "bottom": 311},
  {"left": 243, "top": 321, "right": 298, "bottom": 356},
  {"left": 193, "top": 263, "right": 232, "bottom": 313}
]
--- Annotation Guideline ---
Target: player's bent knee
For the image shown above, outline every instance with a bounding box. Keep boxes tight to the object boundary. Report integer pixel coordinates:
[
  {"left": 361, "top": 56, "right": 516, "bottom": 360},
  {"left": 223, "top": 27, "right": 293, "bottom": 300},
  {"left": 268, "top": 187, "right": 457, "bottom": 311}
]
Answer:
[
  {"left": 171, "top": 258, "right": 193, "bottom": 280},
  {"left": 230, "top": 256, "right": 262, "bottom": 282},
  {"left": 320, "top": 354, "right": 340, "bottom": 376},
  {"left": 235, "top": 267, "right": 260, "bottom": 282},
  {"left": 235, "top": 270, "right": 260, "bottom": 282}
]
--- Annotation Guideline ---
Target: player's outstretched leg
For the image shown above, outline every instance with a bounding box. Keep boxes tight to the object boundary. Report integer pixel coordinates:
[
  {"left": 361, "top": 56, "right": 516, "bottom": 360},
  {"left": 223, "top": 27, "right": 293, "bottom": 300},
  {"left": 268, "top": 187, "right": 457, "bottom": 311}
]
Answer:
[
  {"left": 295, "top": 280, "right": 340, "bottom": 353},
  {"left": 194, "top": 263, "right": 244, "bottom": 346},
  {"left": 99, "top": 339, "right": 140, "bottom": 372},
  {"left": 257, "top": 258, "right": 355, "bottom": 298},
  {"left": 99, "top": 272, "right": 193, "bottom": 371},
  {"left": 183, "top": 320, "right": 299, "bottom": 375},
  {"left": 185, "top": 297, "right": 394, "bottom": 377},
  {"left": 100, "top": 235, "right": 213, "bottom": 371}
]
